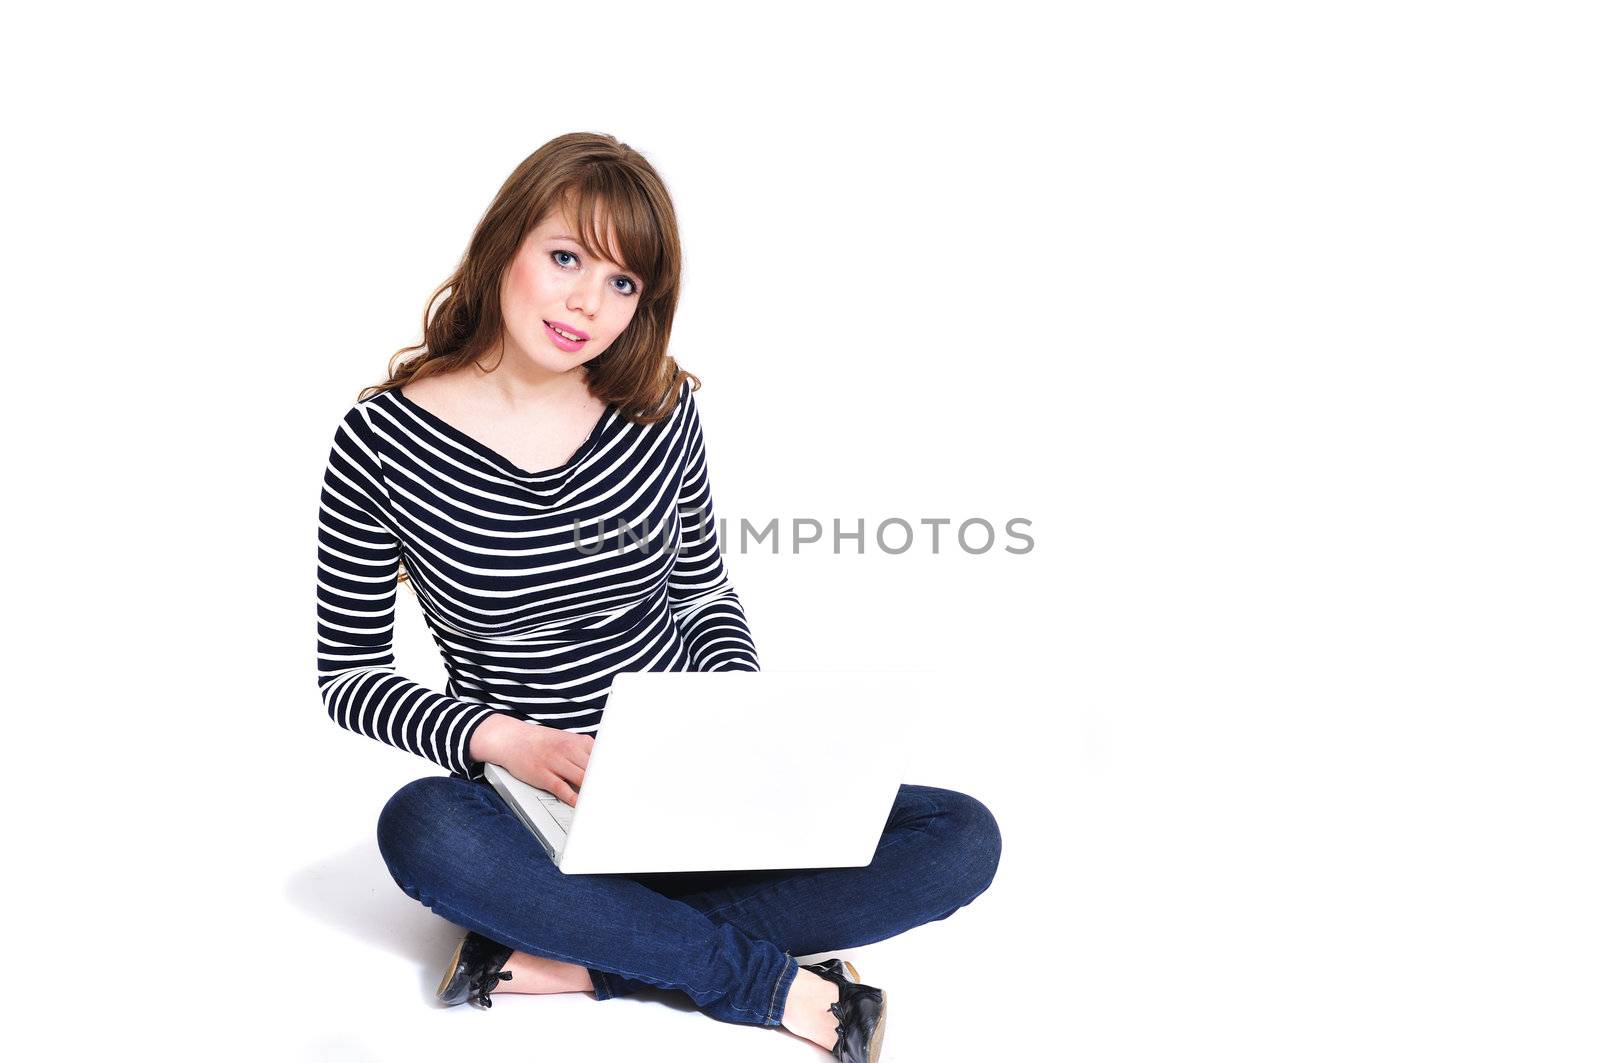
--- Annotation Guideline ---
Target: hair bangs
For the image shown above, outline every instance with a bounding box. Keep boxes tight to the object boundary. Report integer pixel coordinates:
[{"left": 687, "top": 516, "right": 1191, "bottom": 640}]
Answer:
[{"left": 557, "top": 176, "right": 661, "bottom": 298}]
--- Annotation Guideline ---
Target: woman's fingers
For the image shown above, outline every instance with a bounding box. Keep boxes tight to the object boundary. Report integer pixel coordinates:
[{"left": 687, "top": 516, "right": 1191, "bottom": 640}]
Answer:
[
  {"left": 554, "top": 751, "right": 586, "bottom": 794},
  {"left": 545, "top": 773, "right": 579, "bottom": 806},
  {"left": 562, "top": 735, "right": 592, "bottom": 775},
  {"left": 543, "top": 733, "right": 595, "bottom": 805},
  {"left": 563, "top": 757, "right": 586, "bottom": 791}
]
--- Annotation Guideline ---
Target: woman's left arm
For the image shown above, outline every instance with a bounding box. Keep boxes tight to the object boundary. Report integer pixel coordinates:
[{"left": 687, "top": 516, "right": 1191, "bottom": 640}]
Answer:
[{"left": 666, "top": 385, "right": 760, "bottom": 672}]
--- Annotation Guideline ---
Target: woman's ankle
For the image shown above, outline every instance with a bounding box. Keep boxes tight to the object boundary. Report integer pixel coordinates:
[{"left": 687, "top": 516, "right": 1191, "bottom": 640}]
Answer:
[
  {"left": 780, "top": 968, "right": 842, "bottom": 1049},
  {"left": 495, "top": 950, "right": 595, "bottom": 994}
]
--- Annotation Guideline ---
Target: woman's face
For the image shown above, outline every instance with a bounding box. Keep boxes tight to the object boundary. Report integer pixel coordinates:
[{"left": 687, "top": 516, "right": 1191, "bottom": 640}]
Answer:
[{"left": 498, "top": 204, "right": 645, "bottom": 376}]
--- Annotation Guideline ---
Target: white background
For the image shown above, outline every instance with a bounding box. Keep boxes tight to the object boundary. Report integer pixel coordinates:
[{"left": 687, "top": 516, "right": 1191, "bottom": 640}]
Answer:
[{"left": 4, "top": 2, "right": 1595, "bottom": 1060}]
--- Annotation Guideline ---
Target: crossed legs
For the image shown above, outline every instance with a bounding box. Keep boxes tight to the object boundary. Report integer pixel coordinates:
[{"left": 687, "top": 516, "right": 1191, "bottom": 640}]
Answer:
[{"left": 375, "top": 775, "right": 1002, "bottom": 1029}]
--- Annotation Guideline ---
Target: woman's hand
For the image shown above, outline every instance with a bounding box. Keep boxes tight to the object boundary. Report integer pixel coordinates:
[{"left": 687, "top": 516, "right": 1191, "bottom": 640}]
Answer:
[{"left": 470, "top": 713, "right": 595, "bottom": 806}]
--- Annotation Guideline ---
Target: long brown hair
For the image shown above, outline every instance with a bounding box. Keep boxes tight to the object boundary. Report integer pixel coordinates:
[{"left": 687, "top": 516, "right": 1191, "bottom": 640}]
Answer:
[
  {"left": 366, "top": 132, "right": 701, "bottom": 589},
  {"left": 358, "top": 131, "right": 699, "bottom": 422}
]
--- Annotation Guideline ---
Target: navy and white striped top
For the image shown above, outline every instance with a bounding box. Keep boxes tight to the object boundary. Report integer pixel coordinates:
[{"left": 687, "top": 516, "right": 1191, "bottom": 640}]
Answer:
[{"left": 315, "top": 378, "right": 759, "bottom": 781}]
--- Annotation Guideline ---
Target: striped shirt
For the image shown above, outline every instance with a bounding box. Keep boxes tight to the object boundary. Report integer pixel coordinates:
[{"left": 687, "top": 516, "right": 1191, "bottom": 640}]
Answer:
[{"left": 315, "top": 378, "right": 759, "bottom": 781}]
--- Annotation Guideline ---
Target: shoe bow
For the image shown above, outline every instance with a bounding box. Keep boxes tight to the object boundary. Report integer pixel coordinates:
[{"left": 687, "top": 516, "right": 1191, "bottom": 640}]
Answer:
[{"left": 469, "top": 968, "right": 514, "bottom": 1008}]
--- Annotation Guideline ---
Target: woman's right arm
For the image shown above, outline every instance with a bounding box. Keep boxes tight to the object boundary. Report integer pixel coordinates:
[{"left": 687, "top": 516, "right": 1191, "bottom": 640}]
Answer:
[
  {"left": 315, "top": 405, "right": 505, "bottom": 778},
  {"left": 316, "top": 403, "right": 591, "bottom": 800}
]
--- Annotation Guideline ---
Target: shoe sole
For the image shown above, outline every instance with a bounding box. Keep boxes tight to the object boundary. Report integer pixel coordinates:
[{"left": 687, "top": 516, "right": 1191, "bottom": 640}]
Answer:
[
  {"left": 868, "top": 990, "right": 888, "bottom": 1063},
  {"left": 843, "top": 960, "right": 860, "bottom": 983},
  {"left": 437, "top": 932, "right": 469, "bottom": 1000}
]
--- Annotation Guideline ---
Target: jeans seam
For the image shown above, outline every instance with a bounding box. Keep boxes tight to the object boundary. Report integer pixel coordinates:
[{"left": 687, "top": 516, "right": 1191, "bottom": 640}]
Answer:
[{"left": 765, "top": 953, "right": 798, "bottom": 1026}]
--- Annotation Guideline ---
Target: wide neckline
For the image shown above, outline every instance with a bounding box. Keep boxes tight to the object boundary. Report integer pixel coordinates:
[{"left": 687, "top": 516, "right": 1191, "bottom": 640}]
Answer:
[{"left": 393, "top": 385, "right": 613, "bottom": 479}]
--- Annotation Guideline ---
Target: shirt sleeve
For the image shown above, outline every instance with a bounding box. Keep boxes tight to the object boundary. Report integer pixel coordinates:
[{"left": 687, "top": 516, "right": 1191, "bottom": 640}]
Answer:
[
  {"left": 666, "top": 386, "right": 761, "bottom": 672},
  {"left": 315, "top": 404, "right": 509, "bottom": 780}
]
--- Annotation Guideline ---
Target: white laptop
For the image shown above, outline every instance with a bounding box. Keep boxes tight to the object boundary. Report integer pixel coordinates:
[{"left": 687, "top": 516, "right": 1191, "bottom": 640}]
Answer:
[{"left": 481, "top": 670, "right": 925, "bottom": 875}]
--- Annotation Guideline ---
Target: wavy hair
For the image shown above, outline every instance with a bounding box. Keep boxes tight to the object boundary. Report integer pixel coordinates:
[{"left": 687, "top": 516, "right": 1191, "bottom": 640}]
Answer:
[
  {"left": 362, "top": 133, "right": 701, "bottom": 588},
  {"left": 358, "top": 131, "right": 699, "bottom": 422}
]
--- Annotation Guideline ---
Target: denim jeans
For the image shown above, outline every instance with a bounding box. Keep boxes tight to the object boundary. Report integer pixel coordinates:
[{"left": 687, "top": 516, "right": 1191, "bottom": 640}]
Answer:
[{"left": 375, "top": 774, "right": 1002, "bottom": 1027}]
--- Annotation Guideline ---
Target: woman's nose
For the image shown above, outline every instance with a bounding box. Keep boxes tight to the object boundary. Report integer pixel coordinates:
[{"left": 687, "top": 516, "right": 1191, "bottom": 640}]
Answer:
[{"left": 568, "top": 272, "right": 608, "bottom": 317}]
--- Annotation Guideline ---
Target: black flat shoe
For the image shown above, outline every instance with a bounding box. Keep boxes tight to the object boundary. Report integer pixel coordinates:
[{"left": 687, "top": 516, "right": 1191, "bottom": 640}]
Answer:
[
  {"left": 800, "top": 959, "right": 887, "bottom": 1063},
  {"left": 801, "top": 957, "right": 861, "bottom": 985},
  {"left": 436, "top": 929, "right": 514, "bottom": 1008}
]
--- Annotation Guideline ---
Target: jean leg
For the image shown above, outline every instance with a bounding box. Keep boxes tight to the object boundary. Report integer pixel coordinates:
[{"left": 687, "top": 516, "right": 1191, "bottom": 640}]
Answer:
[
  {"left": 374, "top": 775, "right": 800, "bottom": 1027},
  {"left": 594, "top": 784, "right": 1002, "bottom": 999}
]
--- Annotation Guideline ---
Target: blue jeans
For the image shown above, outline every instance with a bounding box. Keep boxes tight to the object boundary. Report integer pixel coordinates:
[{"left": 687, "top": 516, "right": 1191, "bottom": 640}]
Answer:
[{"left": 375, "top": 775, "right": 1002, "bottom": 1027}]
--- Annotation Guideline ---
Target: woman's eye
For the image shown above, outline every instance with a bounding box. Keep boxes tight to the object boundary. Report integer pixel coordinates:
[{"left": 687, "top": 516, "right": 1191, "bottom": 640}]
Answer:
[{"left": 551, "top": 249, "right": 640, "bottom": 297}]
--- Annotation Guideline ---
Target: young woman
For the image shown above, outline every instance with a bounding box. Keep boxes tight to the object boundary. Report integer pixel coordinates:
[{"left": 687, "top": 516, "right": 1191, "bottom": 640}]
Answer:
[{"left": 314, "top": 132, "right": 1002, "bottom": 1063}]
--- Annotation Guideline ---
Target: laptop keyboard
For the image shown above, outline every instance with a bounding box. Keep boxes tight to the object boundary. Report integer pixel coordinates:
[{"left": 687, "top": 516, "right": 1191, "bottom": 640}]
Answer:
[{"left": 538, "top": 794, "right": 576, "bottom": 833}]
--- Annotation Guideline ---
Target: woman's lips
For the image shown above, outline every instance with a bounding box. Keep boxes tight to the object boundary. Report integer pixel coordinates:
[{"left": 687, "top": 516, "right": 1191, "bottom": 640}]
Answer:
[{"left": 544, "top": 320, "right": 588, "bottom": 352}]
